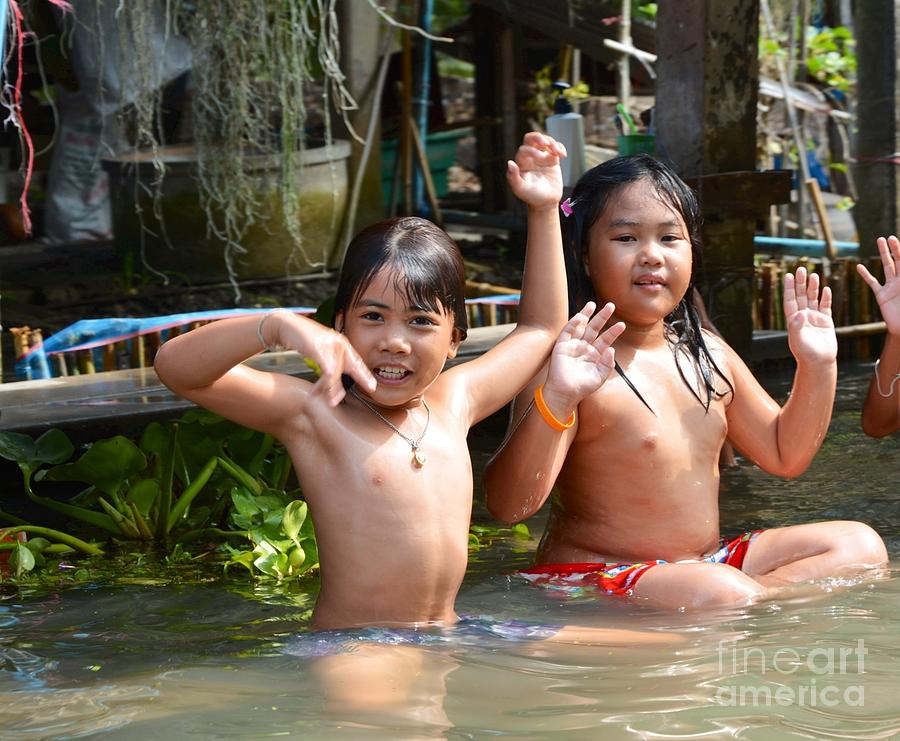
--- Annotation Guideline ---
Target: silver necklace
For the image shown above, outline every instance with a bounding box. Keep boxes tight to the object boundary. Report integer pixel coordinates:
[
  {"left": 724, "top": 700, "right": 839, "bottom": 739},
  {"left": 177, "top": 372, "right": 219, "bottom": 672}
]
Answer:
[{"left": 348, "top": 386, "right": 430, "bottom": 467}]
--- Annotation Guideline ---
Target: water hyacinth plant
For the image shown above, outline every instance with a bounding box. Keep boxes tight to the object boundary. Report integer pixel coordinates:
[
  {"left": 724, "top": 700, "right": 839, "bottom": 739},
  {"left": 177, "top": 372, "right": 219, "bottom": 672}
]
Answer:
[
  {"left": 0, "top": 411, "right": 530, "bottom": 583},
  {"left": 0, "top": 410, "right": 317, "bottom": 580}
]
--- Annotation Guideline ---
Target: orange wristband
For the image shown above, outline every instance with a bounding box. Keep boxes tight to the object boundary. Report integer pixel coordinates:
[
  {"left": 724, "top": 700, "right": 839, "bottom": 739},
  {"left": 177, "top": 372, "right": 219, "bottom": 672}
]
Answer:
[{"left": 534, "top": 384, "right": 576, "bottom": 431}]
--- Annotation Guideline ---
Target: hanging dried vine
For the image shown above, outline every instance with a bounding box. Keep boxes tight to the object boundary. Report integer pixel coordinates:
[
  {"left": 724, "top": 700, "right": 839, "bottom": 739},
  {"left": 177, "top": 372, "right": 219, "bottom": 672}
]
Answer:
[{"left": 114, "top": 0, "right": 364, "bottom": 294}]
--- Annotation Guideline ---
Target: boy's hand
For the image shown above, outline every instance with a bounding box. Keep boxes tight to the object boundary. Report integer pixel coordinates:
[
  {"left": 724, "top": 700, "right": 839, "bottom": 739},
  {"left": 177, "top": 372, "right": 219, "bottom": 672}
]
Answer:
[
  {"left": 506, "top": 131, "right": 566, "bottom": 209},
  {"left": 783, "top": 267, "right": 837, "bottom": 364},
  {"left": 541, "top": 302, "right": 626, "bottom": 415},
  {"left": 277, "top": 315, "right": 376, "bottom": 406},
  {"left": 857, "top": 235, "right": 900, "bottom": 336}
]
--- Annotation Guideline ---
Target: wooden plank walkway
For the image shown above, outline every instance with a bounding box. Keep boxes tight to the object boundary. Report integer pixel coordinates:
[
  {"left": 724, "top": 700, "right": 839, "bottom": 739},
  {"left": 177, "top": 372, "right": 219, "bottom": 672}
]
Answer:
[{"left": 0, "top": 322, "right": 884, "bottom": 441}]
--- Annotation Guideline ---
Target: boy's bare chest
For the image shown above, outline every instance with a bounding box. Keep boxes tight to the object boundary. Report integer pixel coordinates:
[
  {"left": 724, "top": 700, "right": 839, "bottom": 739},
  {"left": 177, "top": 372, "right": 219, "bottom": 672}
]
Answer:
[{"left": 289, "top": 411, "right": 473, "bottom": 506}]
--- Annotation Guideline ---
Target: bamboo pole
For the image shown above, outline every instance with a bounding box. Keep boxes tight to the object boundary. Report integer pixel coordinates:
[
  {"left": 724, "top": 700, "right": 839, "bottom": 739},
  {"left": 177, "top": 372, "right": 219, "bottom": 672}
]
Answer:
[
  {"left": 401, "top": 30, "right": 414, "bottom": 214},
  {"left": 805, "top": 178, "right": 837, "bottom": 261},
  {"left": 408, "top": 114, "right": 443, "bottom": 226},
  {"left": 103, "top": 344, "right": 116, "bottom": 372},
  {"left": 617, "top": 0, "right": 632, "bottom": 109}
]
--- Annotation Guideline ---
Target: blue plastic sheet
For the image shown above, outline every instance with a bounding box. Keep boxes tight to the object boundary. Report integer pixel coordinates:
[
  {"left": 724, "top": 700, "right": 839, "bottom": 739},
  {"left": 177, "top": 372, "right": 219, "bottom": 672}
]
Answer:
[
  {"left": 15, "top": 307, "right": 315, "bottom": 380},
  {"left": 16, "top": 295, "right": 524, "bottom": 380}
]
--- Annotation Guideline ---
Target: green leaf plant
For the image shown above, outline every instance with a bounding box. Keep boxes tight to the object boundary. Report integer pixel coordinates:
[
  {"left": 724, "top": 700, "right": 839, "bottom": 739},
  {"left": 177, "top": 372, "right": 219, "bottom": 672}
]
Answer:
[
  {"left": 0, "top": 412, "right": 305, "bottom": 580},
  {"left": 1, "top": 412, "right": 532, "bottom": 582}
]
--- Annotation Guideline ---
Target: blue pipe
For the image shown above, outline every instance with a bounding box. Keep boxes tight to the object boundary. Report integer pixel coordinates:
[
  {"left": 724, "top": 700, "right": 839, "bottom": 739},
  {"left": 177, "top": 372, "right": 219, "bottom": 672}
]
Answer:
[
  {"left": 753, "top": 235, "right": 859, "bottom": 257},
  {"left": 414, "top": 0, "right": 434, "bottom": 215},
  {"left": 0, "top": 1, "right": 8, "bottom": 70}
]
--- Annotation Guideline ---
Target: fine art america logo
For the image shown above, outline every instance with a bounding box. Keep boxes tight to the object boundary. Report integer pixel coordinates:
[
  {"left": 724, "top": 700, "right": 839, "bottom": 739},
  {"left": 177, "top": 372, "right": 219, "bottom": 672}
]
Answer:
[{"left": 716, "top": 639, "right": 867, "bottom": 707}]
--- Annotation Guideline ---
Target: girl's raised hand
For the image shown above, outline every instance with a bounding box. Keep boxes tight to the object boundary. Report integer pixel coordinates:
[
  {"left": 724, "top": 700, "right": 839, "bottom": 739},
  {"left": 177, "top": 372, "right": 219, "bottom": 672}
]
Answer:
[
  {"left": 506, "top": 131, "right": 566, "bottom": 209},
  {"left": 783, "top": 267, "right": 837, "bottom": 364},
  {"left": 542, "top": 302, "right": 626, "bottom": 411},
  {"left": 856, "top": 235, "right": 900, "bottom": 336}
]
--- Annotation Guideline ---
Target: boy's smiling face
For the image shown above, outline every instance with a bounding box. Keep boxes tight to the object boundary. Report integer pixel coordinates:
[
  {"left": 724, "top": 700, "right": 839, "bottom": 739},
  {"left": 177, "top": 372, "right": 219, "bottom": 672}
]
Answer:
[
  {"left": 584, "top": 179, "right": 693, "bottom": 326},
  {"left": 336, "top": 268, "right": 461, "bottom": 408}
]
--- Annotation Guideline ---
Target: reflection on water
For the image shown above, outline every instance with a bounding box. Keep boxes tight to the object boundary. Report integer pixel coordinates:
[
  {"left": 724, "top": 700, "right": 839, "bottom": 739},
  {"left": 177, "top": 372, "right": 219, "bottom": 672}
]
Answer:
[{"left": 1, "top": 362, "right": 899, "bottom": 739}]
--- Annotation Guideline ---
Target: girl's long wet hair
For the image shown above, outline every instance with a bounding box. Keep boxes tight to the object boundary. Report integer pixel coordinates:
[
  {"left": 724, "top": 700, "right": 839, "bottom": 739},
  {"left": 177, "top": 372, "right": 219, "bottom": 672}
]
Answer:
[
  {"left": 564, "top": 154, "right": 732, "bottom": 410},
  {"left": 334, "top": 216, "right": 468, "bottom": 340}
]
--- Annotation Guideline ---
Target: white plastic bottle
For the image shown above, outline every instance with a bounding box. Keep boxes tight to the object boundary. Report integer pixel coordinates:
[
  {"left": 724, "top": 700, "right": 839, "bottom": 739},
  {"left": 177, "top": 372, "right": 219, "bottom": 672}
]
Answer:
[{"left": 545, "top": 81, "right": 587, "bottom": 189}]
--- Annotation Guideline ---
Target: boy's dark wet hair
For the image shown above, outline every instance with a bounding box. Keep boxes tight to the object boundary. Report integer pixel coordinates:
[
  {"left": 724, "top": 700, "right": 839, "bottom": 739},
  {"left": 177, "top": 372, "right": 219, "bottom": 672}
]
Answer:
[
  {"left": 563, "top": 153, "right": 731, "bottom": 410},
  {"left": 334, "top": 216, "right": 468, "bottom": 340}
]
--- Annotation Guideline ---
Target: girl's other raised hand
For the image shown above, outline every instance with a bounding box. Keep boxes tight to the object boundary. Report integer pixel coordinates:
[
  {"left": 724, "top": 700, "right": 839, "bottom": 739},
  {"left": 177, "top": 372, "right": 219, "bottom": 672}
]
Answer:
[
  {"left": 542, "top": 302, "right": 626, "bottom": 413},
  {"left": 857, "top": 235, "right": 900, "bottom": 336},
  {"left": 506, "top": 131, "right": 566, "bottom": 209},
  {"left": 782, "top": 266, "right": 837, "bottom": 364}
]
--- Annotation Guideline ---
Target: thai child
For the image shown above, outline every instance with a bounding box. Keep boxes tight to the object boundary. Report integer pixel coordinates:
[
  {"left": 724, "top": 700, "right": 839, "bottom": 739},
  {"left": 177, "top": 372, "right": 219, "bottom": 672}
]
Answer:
[
  {"left": 483, "top": 154, "right": 887, "bottom": 610},
  {"left": 155, "top": 133, "right": 673, "bottom": 647}
]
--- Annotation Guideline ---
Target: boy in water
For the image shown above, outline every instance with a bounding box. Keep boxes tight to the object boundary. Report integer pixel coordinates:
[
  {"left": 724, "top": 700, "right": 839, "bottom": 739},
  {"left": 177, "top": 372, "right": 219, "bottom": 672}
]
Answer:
[
  {"left": 484, "top": 155, "right": 887, "bottom": 610},
  {"left": 156, "top": 134, "right": 668, "bottom": 647}
]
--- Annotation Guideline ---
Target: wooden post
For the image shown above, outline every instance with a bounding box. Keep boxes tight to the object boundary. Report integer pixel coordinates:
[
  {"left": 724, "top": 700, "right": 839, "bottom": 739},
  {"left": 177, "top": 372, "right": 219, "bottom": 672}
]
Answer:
[
  {"left": 853, "top": 0, "right": 900, "bottom": 256},
  {"left": 655, "top": 0, "right": 765, "bottom": 360},
  {"left": 472, "top": 4, "right": 522, "bottom": 213}
]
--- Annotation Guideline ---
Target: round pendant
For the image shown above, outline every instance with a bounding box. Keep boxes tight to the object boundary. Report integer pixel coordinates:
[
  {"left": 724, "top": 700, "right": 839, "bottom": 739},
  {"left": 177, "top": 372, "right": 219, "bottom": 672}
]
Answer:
[{"left": 413, "top": 448, "right": 427, "bottom": 467}]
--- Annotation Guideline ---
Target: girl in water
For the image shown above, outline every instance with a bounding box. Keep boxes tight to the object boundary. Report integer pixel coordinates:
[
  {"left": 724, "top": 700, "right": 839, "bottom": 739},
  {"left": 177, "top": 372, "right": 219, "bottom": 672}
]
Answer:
[{"left": 484, "top": 154, "right": 887, "bottom": 609}]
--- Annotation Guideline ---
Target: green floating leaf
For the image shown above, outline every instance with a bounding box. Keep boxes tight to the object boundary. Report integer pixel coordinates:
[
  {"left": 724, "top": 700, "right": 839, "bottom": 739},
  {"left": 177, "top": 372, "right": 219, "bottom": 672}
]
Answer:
[
  {"left": 511, "top": 523, "right": 532, "bottom": 539},
  {"left": 34, "top": 430, "right": 75, "bottom": 467},
  {"left": 282, "top": 500, "right": 307, "bottom": 543},
  {"left": 139, "top": 422, "right": 170, "bottom": 458},
  {"left": 224, "top": 549, "right": 257, "bottom": 576},
  {"left": 127, "top": 479, "right": 160, "bottom": 518},
  {"left": 24, "top": 537, "right": 51, "bottom": 554},
  {"left": 45, "top": 436, "right": 147, "bottom": 499},
  {"left": 12, "top": 542, "right": 35, "bottom": 577},
  {"left": 0, "top": 429, "right": 73, "bottom": 477},
  {"left": 0, "top": 431, "right": 36, "bottom": 467}
]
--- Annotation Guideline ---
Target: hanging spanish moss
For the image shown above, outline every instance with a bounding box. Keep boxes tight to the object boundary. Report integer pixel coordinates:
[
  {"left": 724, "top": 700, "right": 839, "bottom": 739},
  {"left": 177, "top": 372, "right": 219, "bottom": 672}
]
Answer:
[{"left": 116, "top": 0, "right": 361, "bottom": 293}]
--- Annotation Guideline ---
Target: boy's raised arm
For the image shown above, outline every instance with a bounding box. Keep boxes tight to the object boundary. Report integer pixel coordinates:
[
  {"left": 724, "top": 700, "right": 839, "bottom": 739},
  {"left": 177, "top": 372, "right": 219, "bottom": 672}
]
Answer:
[
  {"left": 451, "top": 132, "right": 570, "bottom": 423},
  {"left": 857, "top": 236, "right": 900, "bottom": 437},
  {"left": 725, "top": 268, "right": 837, "bottom": 478},
  {"left": 154, "top": 311, "right": 375, "bottom": 435}
]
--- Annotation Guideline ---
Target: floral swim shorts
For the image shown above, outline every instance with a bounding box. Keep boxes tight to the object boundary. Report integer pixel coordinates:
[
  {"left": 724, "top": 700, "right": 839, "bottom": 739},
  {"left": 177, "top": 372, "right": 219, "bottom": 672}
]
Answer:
[{"left": 518, "top": 530, "right": 765, "bottom": 596}]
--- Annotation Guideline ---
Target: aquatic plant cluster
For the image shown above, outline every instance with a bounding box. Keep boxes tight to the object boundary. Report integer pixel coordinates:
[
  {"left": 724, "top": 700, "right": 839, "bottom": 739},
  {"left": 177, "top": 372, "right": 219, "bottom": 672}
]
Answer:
[
  {"left": 0, "top": 411, "right": 316, "bottom": 581},
  {"left": 0, "top": 413, "right": 529, "bottom": 584}
]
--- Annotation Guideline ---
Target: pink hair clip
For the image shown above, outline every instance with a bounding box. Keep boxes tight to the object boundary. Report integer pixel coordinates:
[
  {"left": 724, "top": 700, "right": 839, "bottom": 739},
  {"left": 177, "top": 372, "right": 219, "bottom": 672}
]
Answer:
[{"left": 560, "top": 198, "right": 574, "bottom": 217}]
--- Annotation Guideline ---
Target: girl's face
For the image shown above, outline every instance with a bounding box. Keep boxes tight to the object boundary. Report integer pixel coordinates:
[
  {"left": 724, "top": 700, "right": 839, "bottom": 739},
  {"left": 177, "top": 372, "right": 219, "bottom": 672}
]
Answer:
[
  {"left": 336, "top": 268, "right": 461, "bottom": 408},
  {"left": 584, "top": 179, "right": 693, "bottom": 327}
]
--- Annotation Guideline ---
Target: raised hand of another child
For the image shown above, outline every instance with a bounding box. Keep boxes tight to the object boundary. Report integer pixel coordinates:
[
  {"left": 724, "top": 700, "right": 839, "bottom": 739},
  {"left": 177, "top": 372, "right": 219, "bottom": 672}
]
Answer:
[
  {"left": 783, "top": 267, "right": 837, "bottom": 364},
  {"left": 506, "top": 131, "right": 566, "bottom": 210},
  {"left": 857, "top": 235, "right": 900, "bottom": 337},
  {"left": 541, "top": 302, "right": 626, "bottom": 414}
]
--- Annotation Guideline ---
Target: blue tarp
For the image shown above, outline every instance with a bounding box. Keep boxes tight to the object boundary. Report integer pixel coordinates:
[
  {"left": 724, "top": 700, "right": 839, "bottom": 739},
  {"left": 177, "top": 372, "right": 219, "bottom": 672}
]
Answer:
[
  {"left": 16, "top": 296, "right": 524, "bottom": 380},
  {"left": 16, "top": 307, "right": 316, "bottom": 380}
]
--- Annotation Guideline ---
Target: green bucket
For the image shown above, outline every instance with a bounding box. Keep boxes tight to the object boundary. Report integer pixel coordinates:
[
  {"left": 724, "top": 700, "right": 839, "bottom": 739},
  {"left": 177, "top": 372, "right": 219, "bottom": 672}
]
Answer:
[{"left": 617, "top": 134, "right": 655, "bottom": 156}]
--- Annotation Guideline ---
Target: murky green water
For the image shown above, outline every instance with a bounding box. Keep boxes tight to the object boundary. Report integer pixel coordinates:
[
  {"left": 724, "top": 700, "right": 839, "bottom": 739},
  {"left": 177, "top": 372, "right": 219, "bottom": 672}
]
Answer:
[{"left": 2, "top": 362, "right": 899, "bottom": 739}]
